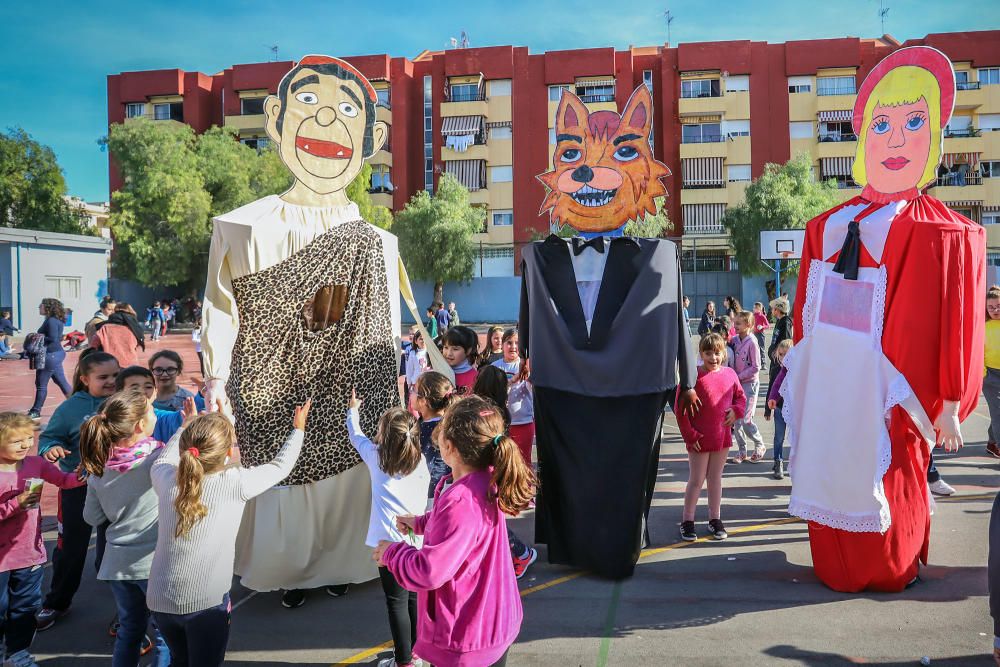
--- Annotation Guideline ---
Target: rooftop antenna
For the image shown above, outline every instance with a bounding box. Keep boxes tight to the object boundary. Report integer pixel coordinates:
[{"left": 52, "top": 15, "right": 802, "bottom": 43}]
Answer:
[
  {"left": 878, "top": 0, "right": 889, "bottom": 34},
  {"left": 460, "top": 31, "right": 470, "bottom": 49},
  {"left": 663, "top": 9, "right": 674, "bottom": 45},
  {"left": 448, "top": 37, "right": 458, "bottom": 49},
  {"left": 268, "top": 45, "right": 279, "bottom": 62}
]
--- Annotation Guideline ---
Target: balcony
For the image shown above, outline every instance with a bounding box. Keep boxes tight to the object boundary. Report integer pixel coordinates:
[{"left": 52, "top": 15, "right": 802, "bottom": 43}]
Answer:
[
  {"left": 957, "top": 82, "right": 982, "bottom": 91},
  {"left": 684, "top": 221, "right": 725, "bottom": 235},
  {"left": 943, "top": 128, "right": 984, "bottom": 153},
  {"left": 817, "top": 138, "right": 857, "bottom": 159},
  {"left": 578, "top": 93, "right": 614, "bottom": 103},
  {"left": 928, "top": 171, "right": 985, "bottom": 203},
  {"left": 817, "top": 85, "right": 856, "bottom": 97},
  {"left": 441, "top": 98, "right": 488, "bottom": 118},
  {"left": 225, "top": 114, "right": 265, "bottom": 131},
  {"left": 945, "top": 128, "right": 982, "bottom": 138},
  {"left": 370, "top": 148, "right": 392, "bottom": 168},
  {"left": 680, "top": 136, "right": 726, "bottom": 159},
  {"left": 818, "top": 132, "right": 857, "bottom": 142},
  {"left": 932, "top": 172, "right": 983, "bottom": 187}
]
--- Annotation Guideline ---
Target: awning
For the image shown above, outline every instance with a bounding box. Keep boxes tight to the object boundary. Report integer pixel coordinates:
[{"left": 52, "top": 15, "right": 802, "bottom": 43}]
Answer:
[
  {"left": 818, "top": 110, "right": 853, "bottom": 122},
  {"left": 441, "top": 115, "right": 483, "bottom": 137},
  {"left": 681, "top": 114, "right": 722, "bottom": 124},
  {"left": 943, "top": 200, "right": 983, "bottom": 209},
  {"left": 681, "top": 158, "right": 724, "bottom": 186},
  {"left": 486, "top": 120, "right": 512, "bottom": 129},
  {"left": 820, "top": 156, "right": 853, "bottom": 177},
  {"left": 444, "top": 159, "right": 485, "bottom": 191},
  {"left": 682, "top": 203, "right": 727, "bottom": 233},
  {"left": 985, "top": 205, "right": 1000, "bottom": 213},
  {"left": 942, "top": 152, "right": 981, "bottom": 169}
]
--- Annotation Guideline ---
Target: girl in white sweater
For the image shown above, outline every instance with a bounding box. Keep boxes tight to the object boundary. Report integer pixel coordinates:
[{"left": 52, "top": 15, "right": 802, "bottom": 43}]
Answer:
[{"left": 147, "top": 397, "right": 310, "bottom": 666}]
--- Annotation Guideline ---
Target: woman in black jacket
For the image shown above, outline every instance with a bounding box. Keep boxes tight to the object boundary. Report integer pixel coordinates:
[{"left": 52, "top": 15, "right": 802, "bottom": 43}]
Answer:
[
  {"left": 28, "top": 298, "right": 72, "bottom": 419},
  {"left": 767, "top": 296, "right": 793, "bottom": 384},
  {"left": 697, "top": 301, "right": 717, "bottom": 337}
]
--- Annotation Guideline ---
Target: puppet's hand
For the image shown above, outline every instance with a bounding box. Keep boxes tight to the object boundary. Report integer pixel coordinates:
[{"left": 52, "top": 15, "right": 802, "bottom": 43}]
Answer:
[
  {"left": 204, "top": 379, "right": 231, "bottom": 416},
  {"left": 677, "top": 389, "right": 701, "bottom": 417},
  {"left": 933, "top": 400, "right": 963, "bottom": 452}
]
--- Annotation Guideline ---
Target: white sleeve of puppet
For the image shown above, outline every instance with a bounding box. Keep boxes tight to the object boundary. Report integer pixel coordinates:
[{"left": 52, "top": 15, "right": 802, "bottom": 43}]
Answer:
[{"left": 201, "top": 221, "right": 241, "bottom": 384}]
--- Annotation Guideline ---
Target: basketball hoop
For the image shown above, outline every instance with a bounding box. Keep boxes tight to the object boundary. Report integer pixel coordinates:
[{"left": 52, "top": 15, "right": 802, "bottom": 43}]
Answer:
[{"left": 779, "top": 251, "right": 793, "bottom": 260}]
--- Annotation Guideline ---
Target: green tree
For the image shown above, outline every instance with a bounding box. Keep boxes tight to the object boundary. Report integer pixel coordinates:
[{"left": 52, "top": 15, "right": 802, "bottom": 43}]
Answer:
[
  {"left": 394, "top": 173, "right": 486, "bottom": 304},
  {"left": 0, "top": 128, "right": 89, "bottom": 234},
  {"left": 105, "top": 119, "right": 385, "bottom": 289},
  {"left": 721, "top": 152, "right": 840, "bottom": 278},
  {"left": 623, "top": 196, "right": 673, "bottom": 237}
]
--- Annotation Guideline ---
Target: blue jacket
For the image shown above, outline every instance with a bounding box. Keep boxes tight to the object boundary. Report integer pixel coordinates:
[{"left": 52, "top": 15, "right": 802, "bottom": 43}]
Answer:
[
  {"left": 39, "top": 316, "right": 64, "bottom": 353},
  {"left": 38, "top": 391, "right": 107, "bottom": 473},
  {"left": 153, "top": 409, "right": 184, "bottom": 443}
]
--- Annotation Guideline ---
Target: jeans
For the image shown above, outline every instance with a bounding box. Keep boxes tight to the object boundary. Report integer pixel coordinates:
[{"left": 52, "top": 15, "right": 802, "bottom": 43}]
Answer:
[
  {"left": 773, "top": 409, "right": 787, "bottom": 462},
  {"left": 378, "top": 567, "right": 416, "bottom": 665},
  {"left": 109, "top": 580, "right": 169, "bottom": 667},
  {"left": 507, "top": 527, "right": 528, "bottom": 560},
  {"left": 0, "top": 565, "right": 43, "bottom": 654},
  {"left": 424, "top": 451, "right": 451, "bottom": 498},
  {"left": 30, "top": 349, "right": 70, "bottom": 413},
  {"left": 733, "top": 379, "right": 765, "bottom": 456},
  {"left": 927, "top": 452, "right": 941, "bottom": 484},
  {"left": 43, "top": 485, "right": 93, "bottom": 611},
  {"left": 153, "top": 593, "right": 230, "bottom": 667}
]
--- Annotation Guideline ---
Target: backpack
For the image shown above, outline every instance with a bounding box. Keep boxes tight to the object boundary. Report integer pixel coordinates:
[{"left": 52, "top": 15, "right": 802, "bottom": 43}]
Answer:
[{"left": 24, "top": 332, "right": 47, "bottom": 370}]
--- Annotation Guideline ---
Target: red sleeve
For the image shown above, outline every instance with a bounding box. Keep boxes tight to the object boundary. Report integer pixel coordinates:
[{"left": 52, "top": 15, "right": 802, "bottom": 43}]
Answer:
[
  {"left": 939, "top": 224, "right": 986, "bottom": 419},
  {"left": 674, "top": 386, "right": 703, "bottom": 445},
  {"left": 39, "top": 459, "right": 83, "bottom": 489}
]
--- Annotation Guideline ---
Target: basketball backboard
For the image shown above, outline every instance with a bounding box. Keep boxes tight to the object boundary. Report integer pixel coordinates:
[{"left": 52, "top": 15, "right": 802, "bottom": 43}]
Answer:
[{"left": 760, "top": 229, "right": 805, "bottom": 260}]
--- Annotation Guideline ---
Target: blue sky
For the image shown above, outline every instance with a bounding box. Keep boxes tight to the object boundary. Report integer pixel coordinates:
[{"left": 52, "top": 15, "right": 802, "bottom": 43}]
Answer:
[{"left": 2, "top": 0, "right": 996, "bottom": 202}]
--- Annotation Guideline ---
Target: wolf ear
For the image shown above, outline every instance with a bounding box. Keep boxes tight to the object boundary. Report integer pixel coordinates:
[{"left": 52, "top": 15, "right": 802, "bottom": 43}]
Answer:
[
  {"left": 621, "top": 85, "right": 653, "bottom": 134},
  {"left": 555, "top": 90, "right": 589, "bottom": 132}
]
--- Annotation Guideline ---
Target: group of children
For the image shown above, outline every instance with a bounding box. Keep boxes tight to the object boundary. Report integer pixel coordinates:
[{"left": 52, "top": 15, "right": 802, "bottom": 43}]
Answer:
[
  {"left": 676, "top": 297, "right": 794, "bottom": 542},
  {"left": 1, "top": 324, "right": 538, "bottom": 667}
]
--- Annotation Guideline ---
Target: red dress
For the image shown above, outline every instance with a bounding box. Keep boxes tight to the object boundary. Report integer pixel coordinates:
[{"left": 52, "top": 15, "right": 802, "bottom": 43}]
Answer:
[
  {"left": 790, "top": 190, "right": 985, "bottom": 592},
  {"left": 675, "top": 367, "right": 746, "bottom": 453}
]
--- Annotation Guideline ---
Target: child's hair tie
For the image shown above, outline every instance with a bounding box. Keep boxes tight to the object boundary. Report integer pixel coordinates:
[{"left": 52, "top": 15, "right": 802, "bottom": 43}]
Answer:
[
  {"left": 479, "top": 410, "right": 494, "bottom": 417},
  {"left": 188, "top": 447, "right": 200, "bottom": 459},
  {"left": 492, "top": 435, "right": 502, "bottom": 448}
]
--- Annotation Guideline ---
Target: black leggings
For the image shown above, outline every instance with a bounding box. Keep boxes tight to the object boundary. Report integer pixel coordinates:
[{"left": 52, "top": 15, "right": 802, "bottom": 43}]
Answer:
[
  {"left": 379, "top": 566, "right": 417, "bottom": 664},
  {"left": 44, "top": 485, "right": 93, "bottom": 611}
]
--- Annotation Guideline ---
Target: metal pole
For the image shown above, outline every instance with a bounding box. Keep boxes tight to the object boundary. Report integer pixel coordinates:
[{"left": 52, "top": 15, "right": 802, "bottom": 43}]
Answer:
[{"left": 775, "top": 258, "right": 782, "bottom": 299}]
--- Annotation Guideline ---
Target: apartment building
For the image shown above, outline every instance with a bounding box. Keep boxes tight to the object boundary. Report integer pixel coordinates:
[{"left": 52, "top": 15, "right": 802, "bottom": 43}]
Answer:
[{"left": 107, "top": 30, "right": 1000, "bottom": 278}]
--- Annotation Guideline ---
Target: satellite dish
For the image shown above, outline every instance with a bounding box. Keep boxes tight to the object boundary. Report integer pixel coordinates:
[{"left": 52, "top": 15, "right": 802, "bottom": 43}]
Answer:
[{"left": 449, "top": 37, "right": 458, "bottom": 48}]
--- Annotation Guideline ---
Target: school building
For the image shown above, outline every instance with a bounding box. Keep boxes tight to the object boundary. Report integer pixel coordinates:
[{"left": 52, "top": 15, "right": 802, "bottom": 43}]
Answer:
[{"left": 106, "top": 30, "right": 1000, "bottom": 310}]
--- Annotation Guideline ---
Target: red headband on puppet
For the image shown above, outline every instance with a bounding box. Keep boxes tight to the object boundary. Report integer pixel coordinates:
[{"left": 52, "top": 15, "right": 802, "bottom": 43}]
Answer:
[
  {"left": 297, "top": 55, "right": 377, "bottom": 104},
  {"left": 852, "top": 46, "right": 955, "bottom": 136}
]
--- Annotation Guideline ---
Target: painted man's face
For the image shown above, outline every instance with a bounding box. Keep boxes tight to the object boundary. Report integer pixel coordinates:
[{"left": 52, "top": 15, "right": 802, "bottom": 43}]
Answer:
[
  {"left": 863, "top": 98, "right": 931, "bottom": 194},
  {"left": 265, "top": 68, "right": 386, "bottom": 195}
]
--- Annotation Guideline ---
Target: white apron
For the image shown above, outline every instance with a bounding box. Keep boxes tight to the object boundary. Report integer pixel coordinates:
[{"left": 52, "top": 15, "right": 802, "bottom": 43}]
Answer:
[{"left": 780, "top": 203, "right": 935, "bottom": 534}]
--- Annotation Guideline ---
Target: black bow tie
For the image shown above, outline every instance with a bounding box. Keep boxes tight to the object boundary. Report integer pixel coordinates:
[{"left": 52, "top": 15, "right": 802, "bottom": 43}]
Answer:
[{"left": 571, "top": 236, "right": 606, "bottom": 256}]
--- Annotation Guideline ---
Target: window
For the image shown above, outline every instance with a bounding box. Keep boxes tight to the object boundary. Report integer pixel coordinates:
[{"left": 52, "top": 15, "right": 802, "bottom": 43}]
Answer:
[
  {"left": 487, "top": 79, "right": 511, "bottom": 96},
  {"left": 369, "top": 165, "right": 393, "bottom": 193},
  {"left": 829, "top": 175, "right": 859, "bottom": 189},
  {"left": 548, "top": 85, "right": 570, "bottom": 102},
  {"left": 490, "top": 166, "right": 513, "bottom": 183},
  {"left": 241, "top": 97, "right": 265, "bottom": 115},
  {"left": 376, "top": 88, "right": 391, "bottom": 108},
  {"left": 239, "top": 137, "right": 269, "bottom": 151},
  {"left": 979, "top": 68, "right": 1000, "bottom": 86},
  {"left": 44, "top": 276, "right": 81, "bottom": 301},
  {"left": 575, "top": 81, "right": 615, "bottom": 103},
  {"left": 153, "top": 102, "right": 183, "bottom": 121},
  {"left": 788, "top": 76, "right": 812, "bottom": 94},
  {"left": 723, "top": 119, "right": 750, "bottom": 137},
  {"left": 946, "top": 115, "right": 977, "bottom": 137},
  {"left": 681, "top": 79, "right": 721, "bottom": 99},
  {"left": 980, "top": 114, "right": 1000, "bottom": 132},
  {"left": 983, "top": 213, "right": 1000, "bottom": 226},
  {"left": 489, "top": 126, "right": 512, "bottom": 140},
  {"left": 492, "top": 209, "right": 513, "bottom": 227},
  {"left": 449, "top": 83, "right": 482, "bottom": 102},
  {"left": 681, "top": 123, "right": 722, "bottom": 143},
  {"left": 789, "top": 121, "right": 814, "bottom": 140},
  {"left": 816, "top": 76, "right": 856, "bottom": 96},
  {"left": 643, "top": 70, "right": 653, "bottom": 91},
  {"left": 955, "top": 70, "right": 970, "bottom": 84},
  {"left": 819, "top": 121, "right": 856, "bottom": 142},
  {"left": 988, "top": 252, "right": 1000, "bottom": 268},
  {"left": 724, "top": 75, "right": 749, "bottom": 93},
  {"left": 728, "top": 164, "right": 751, "bottom": 182},
  {"left": 125, "top": 103, "right": 145, "bottom": 118},
  {"left": 983, "top": 161, "right": 1000, "bottom": 178},
  {"left": 423, "top": 75, "right": 434, "bottom": 193}
]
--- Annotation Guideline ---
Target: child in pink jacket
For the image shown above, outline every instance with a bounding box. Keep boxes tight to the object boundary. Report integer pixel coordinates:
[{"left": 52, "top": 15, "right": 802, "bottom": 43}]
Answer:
[{"left": 375, "top": 396, "right": 535, "bottom": 667}]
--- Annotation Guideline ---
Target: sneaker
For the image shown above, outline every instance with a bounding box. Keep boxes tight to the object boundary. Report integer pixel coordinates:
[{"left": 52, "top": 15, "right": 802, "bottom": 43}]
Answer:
[
  {"left": 679, "top": 520, "right": 697, "bottom": 542},
  {"left": 929, "top": 479, "right": 955, "bottom": 496},
  {"left": 749, "top": 446, "right": 766, "bottom": 463},
  {"left": 27, "top": 411, "right": 41, "bottom": 421},
  {"left": 727, "top": 454, "right": 745, "bottom": 464},
  {"left": 377, "top": 658, "right": 423, "bottom": 667},
  {"left": 280, "top": 589, "right": 306, "bottom": 609},
  {"left": 512, "top": 547, "right": 538, "bottom": 580},
  {"left": 140, "top": 634, "right": 153, "bottom": 656},
  {"left": 325, "top": 584, "right": 350, "bottom": 597},
  {"left": 4, "top": 649, "right": 38, "bottom": 667},
  {"left": 35, "top": 606, "right": 67, "bottom": 631},
  {"left": 772, "top": 460, "right": 784, "bottom": 480},
  {"left": 708, "top": 519, "right": 728, "bottom": 540},
  {"left": 987, "top": 442, "right": 1000, "bottom": 459}
]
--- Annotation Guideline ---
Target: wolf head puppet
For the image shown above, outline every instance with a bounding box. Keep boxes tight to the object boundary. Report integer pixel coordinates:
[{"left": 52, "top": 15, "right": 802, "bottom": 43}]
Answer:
[{"left": 537, "top": 85, "right": 669, "bottom": 234}]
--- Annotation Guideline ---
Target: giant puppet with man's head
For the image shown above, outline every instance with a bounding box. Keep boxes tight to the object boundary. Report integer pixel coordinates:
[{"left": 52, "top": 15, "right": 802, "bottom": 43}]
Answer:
[
  {"left": 780, "top": 46, "right": 986, "bottom": 593},
  {"left": 200, "top": 56, "right": 423, "bottom": 594},
  {"left": 518, "top": 85, "right": 698, "bottom": 579}
]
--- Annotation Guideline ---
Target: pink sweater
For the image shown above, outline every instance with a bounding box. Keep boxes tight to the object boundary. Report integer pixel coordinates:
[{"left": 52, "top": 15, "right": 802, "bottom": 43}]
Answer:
[
  {"left": 0, "top": 456, "right": 83, "bottom": 572},
  {"left": 383, "top": 469, "right": 522, "bottom": 667},
  {"left": 675, "top": 367, "right": 747, "bottom": 452}
]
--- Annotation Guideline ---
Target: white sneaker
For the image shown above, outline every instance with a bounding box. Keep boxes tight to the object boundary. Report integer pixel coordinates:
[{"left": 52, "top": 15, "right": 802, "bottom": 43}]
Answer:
[
  {"left": 377, "top": 658, "right": 423, "bottom": 667},
  {"left": 5, "top": 650, "right": 38, "bottom": 667},
  {"left": 929, "top": 479, "right": 955, "bottom": 496}
]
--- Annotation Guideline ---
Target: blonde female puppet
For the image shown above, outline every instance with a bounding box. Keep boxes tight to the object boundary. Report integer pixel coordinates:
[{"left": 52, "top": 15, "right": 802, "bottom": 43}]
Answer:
[{"left": 780, "top": 46, "right": 986, "bottom": 592}]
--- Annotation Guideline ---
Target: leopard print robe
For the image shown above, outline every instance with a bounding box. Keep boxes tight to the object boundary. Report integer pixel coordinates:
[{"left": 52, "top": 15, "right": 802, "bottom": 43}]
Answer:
[{"left": 228, "top": 219, "right": 397, "bottom": 486}]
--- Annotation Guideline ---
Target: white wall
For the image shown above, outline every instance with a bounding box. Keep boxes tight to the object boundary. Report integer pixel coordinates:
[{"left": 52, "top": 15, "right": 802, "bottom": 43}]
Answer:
[{"left": 7, "top": 242, "right": 109, "bottom": 332}]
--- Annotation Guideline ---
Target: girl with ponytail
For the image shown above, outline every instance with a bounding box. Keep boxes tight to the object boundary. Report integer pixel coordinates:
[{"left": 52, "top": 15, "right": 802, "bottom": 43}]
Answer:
[
  {"left": 147, "top": 398, "right": 311, "bottom": 666},
  {"left": 375, "top": 395, "right": 535, "bottom": 667},
  {"left": 412, "top": 371, "right": 458, "bottom": 499},
  {"left": 79, "top": 389, "right": 170, "bottom": 666}
]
